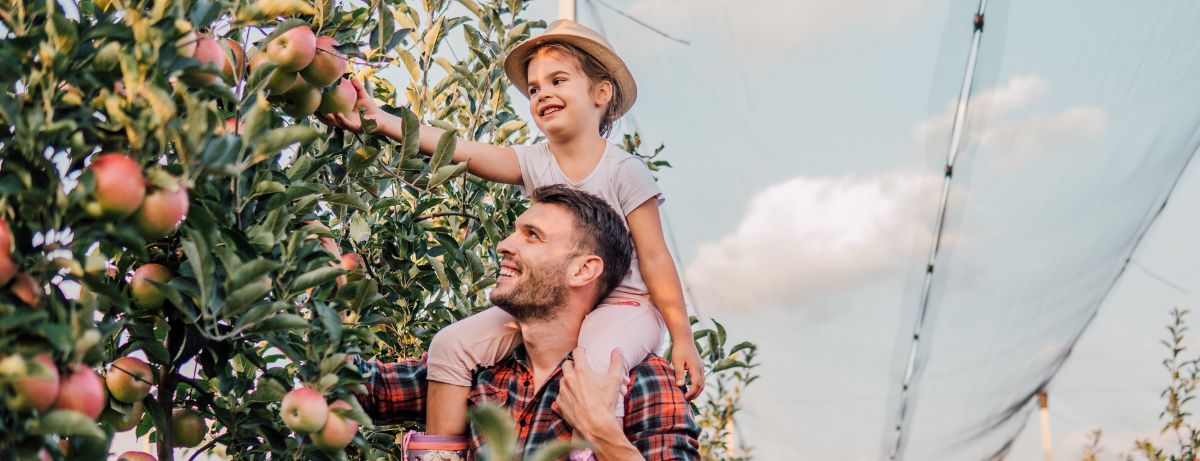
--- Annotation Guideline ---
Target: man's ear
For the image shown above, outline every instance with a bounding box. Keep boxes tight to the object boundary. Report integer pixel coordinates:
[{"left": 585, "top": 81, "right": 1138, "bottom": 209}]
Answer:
[{"left": 567, "top": 254, "right": 605, "bottom": 289}]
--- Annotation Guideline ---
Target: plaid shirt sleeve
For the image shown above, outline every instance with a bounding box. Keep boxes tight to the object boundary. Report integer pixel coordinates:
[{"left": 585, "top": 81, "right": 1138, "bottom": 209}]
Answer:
[
  {"left": 354, "top": 356, "right": 427, "bottom": 424},
  {"left": 623, "top": 357, "right": 701, "bottom": 461}
]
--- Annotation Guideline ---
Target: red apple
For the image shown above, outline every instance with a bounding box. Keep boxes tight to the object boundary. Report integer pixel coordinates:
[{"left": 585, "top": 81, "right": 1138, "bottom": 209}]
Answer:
[
  {"left": 10, "top": 273, "right": 41, "bottom": 306},
  {"left": 101, "top": 399, "right": 144, "bottom": 432},
  {"left": 105, "top": 356, "right": 154, "bottom": 403},
  {"left": 172, "top": 408, "right": 207, "bottom": 447},
  {"left": 132, "top": 179, "right": 189, "bottom": 240},
  {"left": 130, "top": 263, "right": 171, "bottom": 309},
  {"left": 300, "top": 36, "right": 347, "bottom": 88},
  {"left": 340, "top": 253, "right": 362, "bottom": 273},
  {"left": 53, "top": 363, "right": 105, "bottom": 419},
  {"left": 117, "top": 451, "right": 156, "bottom": 461},
  {"left": 0, "top": 219, "right": 13, "bottom": 286},
  {"left": 310, "top": 400, "right": 359, "bottom": 452},
  {"left": 220, "top": 37, "right": 247, "bottom": 85},
  {"left": 85, "top": 153, "right": 145, "bottom": 218},
  {"left": 7, "top": 353, "right": 59, "bottom": 411},
  {"left": 279, "top": 387, "right": 328, "bottom": 433},
  {"left": 248, "top": 47, "right": 299, "bottom": 95},
  {"left": 318, "top": 78, "right": 357, "bottom": 116},
  {"left": 272, "top": 82, "right": 321, "bottom": 118},
  {"left": 0, "top": 218, "right": 11, "bottom": 255},
  {"left": 182, "top": 34, "right": 226, "bottom": 86},
  {"left": 265, "top": 25, "right": 316, "bottom": 72},
  {"left": 213, "top": 117, "right": 244, "bottom": 136}
]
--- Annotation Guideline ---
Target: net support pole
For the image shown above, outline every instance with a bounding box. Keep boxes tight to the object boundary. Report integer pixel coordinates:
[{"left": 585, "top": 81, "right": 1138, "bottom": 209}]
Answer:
[
  {"left": 559, "top": 0, "right": 575, "bottom": 20},
  {"left": 1038, "top": 391, "right": 1052, "bottom": 461}
]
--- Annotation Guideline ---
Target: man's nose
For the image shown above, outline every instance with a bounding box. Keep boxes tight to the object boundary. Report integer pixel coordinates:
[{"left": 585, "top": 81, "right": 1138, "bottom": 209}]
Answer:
[{"left": 496, "top": 233, "right": 516, "bottom": 256}]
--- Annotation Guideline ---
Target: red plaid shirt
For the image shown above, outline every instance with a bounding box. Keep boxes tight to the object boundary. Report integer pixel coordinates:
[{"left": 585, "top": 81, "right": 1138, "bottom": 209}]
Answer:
[{"left": 356, "top": 346, "right": 700, "bottom": 460}]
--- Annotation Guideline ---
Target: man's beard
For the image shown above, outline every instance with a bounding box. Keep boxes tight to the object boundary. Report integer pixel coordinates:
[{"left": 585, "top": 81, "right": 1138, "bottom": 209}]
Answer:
[{"left": 490, "top": 259, "right": 568, "bottom": 322}]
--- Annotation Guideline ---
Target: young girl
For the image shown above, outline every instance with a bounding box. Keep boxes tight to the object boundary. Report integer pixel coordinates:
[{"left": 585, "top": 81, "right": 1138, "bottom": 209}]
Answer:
[{"left": 320, "top": 18, "right": 703, "bottom": 446}]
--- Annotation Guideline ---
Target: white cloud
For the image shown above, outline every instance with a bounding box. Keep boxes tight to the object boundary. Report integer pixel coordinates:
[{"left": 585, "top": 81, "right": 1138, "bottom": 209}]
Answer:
[
  {"left": 685, "top": 172, "right": 939, "bottom": 311},
  {"left": 914, "top": 75, "right": 1107, "bottom": 165}
]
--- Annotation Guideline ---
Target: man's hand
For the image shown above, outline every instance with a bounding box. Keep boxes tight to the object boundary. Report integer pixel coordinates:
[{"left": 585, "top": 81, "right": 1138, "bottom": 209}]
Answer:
[
  {"left": 557, "top": 348, "right": 625, "bottom": 434},
  {"left": 671, "top": 339, "right": 705, "bottom": 400},
  {"left": 315, "top": 79, "right": 384, "bottom": 133}
]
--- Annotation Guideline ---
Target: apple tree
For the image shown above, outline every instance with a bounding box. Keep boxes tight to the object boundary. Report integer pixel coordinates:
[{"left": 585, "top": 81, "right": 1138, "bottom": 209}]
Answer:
[{"left": 0, "top": 0, "right": 756, "bottom": 459}]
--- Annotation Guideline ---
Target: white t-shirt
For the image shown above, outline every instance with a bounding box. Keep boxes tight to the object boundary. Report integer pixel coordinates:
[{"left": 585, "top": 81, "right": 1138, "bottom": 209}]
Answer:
[{"left": 512, "top": 141, "right": 665, "bottom": 299}]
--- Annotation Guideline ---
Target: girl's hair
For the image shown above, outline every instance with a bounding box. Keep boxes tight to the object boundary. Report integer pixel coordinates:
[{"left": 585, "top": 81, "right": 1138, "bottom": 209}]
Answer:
[{"left": 523, "top": 41, "right": 624, "bottom": 137}]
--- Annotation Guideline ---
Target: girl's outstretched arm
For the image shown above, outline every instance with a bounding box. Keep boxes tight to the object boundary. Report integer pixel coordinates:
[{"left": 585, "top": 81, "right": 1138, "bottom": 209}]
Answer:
[
  {"left": 318, "top": 79, "right": 523, "bottom": 185},
  {"left": 626, "top": 198, "right": 705, "bottom": 400}
]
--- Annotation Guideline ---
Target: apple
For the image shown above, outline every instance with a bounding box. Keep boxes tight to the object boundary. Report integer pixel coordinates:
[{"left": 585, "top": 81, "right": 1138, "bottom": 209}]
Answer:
[
  {"left": 172, "top": 408, "right": 208, "bottom": 447},
  {"left": 340, "top": 253, "right": 362, "bottom": 272},
  {"left": 279, "top": 387, "right": 328, "bottom": 433},
  {"left": 85, "top": 153, "right": 145, "bottom": 218},
  {"left": 6, "top": 353, "right": 59, "bottom": 411},
  {"left": 213, "top": 117, "right": 244, "bottom": 136},
  {"left": 10, "top": 273, "right": 41, "bottom": 306},
  {"left": 105, "top": 356, "right": 154, "bottom": 403},
  {"left": 132, "top": 179, "right": 189, "bottom": 240},
  {"left": 219, "top": 38, "right": 247, "bottom": 85},
  {"left": 117, "top": 451, "right": 156, "bottom": 461},
  {"left": 182, "top": 34, "right": 226, "bottom": 86},
  {"left": 0, "top": 219, "right": 13, "bottom": 285},
  {"left": 265, "top": 25, "right": 316, "bottom": 72},
  {"left": 310, "top": 400, "right": 359, "bottom": 452},
  {"left": 130, "top": 263, "right": 171, "bottom": 309},
  {"left": 272, "top": 83, "right": 321, "bottom": 118},
  {"left": 53, "top": 363, "right": 105, "bottom": 419},
  {"left": 318, "top": 78, "right": 357, "bottom": 116},
  {"left": 300, "top": 36, "right": 347, "bottom": 88},
  {"left": 101, "top": 399, "right": 144, "bottom": 432},
  {"left": 248, "top": 48, "right": 298, "bottom": 95}
]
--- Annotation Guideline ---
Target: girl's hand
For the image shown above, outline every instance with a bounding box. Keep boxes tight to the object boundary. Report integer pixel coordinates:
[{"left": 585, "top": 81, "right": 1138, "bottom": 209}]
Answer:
[
  {"left": 672, "top": 339, "right": 705, "bottom": 400},
  {"left": 316, "top": 79, "right": 380, "bottom": 133}
]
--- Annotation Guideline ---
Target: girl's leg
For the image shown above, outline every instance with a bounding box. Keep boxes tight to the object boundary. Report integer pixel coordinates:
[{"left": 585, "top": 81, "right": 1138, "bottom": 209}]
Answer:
[
  {"left": 577, "top": 301, "right": 667, "bottom": 417},
  {"left": 426, "top": 306, "right": 521, "bottom": 435}
]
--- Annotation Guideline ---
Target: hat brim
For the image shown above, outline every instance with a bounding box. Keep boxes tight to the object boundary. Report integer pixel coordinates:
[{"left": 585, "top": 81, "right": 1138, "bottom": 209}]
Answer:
[{"left": 503, "top": 34, "right": 638, "bottom": 119}]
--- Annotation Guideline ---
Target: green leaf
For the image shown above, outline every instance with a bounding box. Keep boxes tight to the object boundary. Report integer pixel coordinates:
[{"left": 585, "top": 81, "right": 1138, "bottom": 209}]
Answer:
[
  {"left": 253, "top": 313, "right": 311, "bottom": 332},
  {"left": 337, "top": 397, "right": 376, "bottom": 430},
  {"left": 400, "top": 107, "right": 421, "bottom": 163},
  {"left": 430, "top": 128, "right": 457, "bottom": 171},
  {"left": 349, "top": 212, "right": 371, "bottom": 243},
  {"left": 224, "top": 277, "right": 272, "bottom": 316},
  {"left": 247, "top": 375, "right": 288, "bottom": 403},
  {"left": 34, "top": 410, "right": 105, "bottom": 439},
  {"left": 251, "top": 125, "right": 320, "bottom": 167},
  {"left": 469, "top": 403, "right": 516, "bottom": 461},
  {"left": 290, "top": 266, "right": 344, "bottom": 292},
  {"left": 229, "top": 258, "right": 281, "bottom": 288},
  {"left": 324, "top": 192, "right": 369, "bottom": 211},
  {"left": 428, "top": 163, "right": 468, "bottom": 189}
]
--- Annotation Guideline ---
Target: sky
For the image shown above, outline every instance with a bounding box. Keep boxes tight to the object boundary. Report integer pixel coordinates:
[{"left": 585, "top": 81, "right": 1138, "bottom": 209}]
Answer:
[
  {"left": 515, "top": 0, "right": 1200, "bottom": 460},
  {"left": 107, "top": 0, "right": 1200, "bottom": 459}
]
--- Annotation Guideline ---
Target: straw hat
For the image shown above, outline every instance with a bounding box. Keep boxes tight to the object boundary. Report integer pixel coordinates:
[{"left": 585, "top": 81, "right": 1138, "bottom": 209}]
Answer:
[{"left": 503, "top": 19, "right": 638, "bottom": 118}]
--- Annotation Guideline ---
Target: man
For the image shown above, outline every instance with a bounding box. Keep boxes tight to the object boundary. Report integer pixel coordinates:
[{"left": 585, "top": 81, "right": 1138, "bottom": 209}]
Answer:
[{"left": 355, "top": 185, "right": 700, "bottom": 460}]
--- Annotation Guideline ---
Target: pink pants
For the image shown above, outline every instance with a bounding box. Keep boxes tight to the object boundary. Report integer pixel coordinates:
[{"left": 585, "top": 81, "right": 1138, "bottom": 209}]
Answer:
[{"left": 427, "top": 298, "right": 666, "bottom": 417}]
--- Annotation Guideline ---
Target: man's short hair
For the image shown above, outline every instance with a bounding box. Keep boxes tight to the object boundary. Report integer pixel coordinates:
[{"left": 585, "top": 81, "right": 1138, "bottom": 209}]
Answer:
[{"left": 530, "top": 185, "right": 633, "bottom": 302}]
